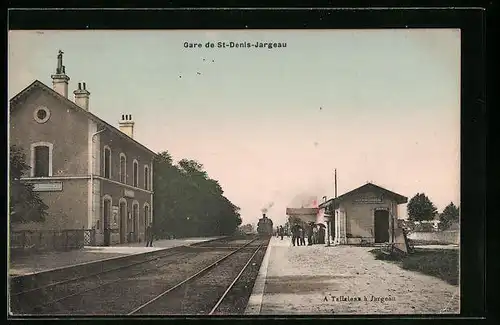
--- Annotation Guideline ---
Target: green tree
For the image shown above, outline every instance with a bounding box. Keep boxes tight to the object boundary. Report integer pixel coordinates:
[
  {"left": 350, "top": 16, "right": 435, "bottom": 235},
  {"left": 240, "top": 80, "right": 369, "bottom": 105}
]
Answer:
[
  {"left": 153, "top": 151, "right": 242, "bottom": 238},
  {"left": 407, "top": 193, "right": 438, "bottom": 222},
  {"left": 9, "top": 145, "right": 48, "bottom": 223},
  {"left": 439, "top": 202, "right": 460, "bottom": 230},
  {"left": 240, "top": 223, "right": 254, "bottom": 233}
]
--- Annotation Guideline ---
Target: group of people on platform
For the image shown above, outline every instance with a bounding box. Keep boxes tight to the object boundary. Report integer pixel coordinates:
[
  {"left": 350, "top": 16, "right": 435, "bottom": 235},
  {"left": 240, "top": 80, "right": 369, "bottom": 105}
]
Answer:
[{"left": 275, "top": 222, "right": 326, "bottom": 246}]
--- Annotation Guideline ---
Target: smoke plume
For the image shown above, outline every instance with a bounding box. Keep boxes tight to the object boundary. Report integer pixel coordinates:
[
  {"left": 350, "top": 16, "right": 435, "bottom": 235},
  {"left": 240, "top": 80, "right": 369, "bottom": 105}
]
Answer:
[{"left": 261, "top": 201, "right": 274, "bottom": 214}]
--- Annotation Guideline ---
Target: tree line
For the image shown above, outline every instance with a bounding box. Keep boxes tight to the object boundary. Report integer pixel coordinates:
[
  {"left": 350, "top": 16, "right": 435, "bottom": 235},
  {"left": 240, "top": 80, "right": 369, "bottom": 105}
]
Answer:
[
  {"left": 152, "top": 151, "right": 242, "bottom": 238},
  {"left": 407, "top": 193, "right": 459, "bottom": 231},
  {"left": 9, "top": 146, "right": 243, "bottom": 238}
]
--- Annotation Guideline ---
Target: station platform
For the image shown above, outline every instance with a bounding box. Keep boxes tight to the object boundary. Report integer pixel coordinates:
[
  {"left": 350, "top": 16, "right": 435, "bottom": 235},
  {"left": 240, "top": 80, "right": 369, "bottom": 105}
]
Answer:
[
  {"left": 9, "top": 237, "right": 223, "bottom": 277},
  {"left": 245, "top": 236, "right": 459, "bottom": 315}
]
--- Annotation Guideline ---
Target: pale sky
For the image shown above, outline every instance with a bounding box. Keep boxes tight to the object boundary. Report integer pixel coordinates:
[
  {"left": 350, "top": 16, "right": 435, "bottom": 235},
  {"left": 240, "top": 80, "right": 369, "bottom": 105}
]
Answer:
[{"left": 8, "top": 29, "right": 461, "bottom": 227}]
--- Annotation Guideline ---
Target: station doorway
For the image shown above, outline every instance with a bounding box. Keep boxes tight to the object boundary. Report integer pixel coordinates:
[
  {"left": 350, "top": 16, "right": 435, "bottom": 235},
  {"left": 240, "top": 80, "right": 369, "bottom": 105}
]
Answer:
[
  {"left": 374, "top": 209, "right": 390, "bottom": 243},
  {"left": 103, "top": 199, "right": 111, "bottom": 246}
]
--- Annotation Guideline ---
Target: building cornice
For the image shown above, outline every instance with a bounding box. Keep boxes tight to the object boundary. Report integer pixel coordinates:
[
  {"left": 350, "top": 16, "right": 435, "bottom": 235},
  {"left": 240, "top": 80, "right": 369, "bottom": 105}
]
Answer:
[
  {"left": 20, "top": 176, "right": 154, "bottom": 195},
  {"left": 93, "top": 176, "right": 154, "bottom": 194},
  {"left": 22, "top": 176, "right": 89, "bottom": 181}
]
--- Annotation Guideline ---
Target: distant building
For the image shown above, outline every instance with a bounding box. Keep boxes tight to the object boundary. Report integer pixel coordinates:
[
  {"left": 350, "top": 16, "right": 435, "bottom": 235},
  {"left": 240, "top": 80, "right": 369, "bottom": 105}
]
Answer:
[
  {"left": 9, "top": 50, "right": 156, "bottom": 246},
  {"left": 318, "top": 182, "right": 408, "bottom": 245}
]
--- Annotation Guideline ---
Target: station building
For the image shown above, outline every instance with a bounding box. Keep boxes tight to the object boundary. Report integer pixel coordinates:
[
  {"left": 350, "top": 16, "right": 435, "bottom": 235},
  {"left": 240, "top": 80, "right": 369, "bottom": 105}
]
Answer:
[
  {"left": 318, "top": 182, "right": 408, "bottom": 245},
  {"left": 9, "top": 50, "right": 156, "bottom": 246}
]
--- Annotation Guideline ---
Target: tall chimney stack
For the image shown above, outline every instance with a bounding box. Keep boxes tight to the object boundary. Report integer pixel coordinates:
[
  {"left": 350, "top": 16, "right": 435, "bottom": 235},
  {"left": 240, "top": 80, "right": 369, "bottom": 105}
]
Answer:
[
  {"left": 73, "top": 82, "right": 90, "bottom": 110},
  {"left": 51, "top": 50, "right": 70, "bottom": 98},
  {"left": 119, "top": 114, "right": 135, "bottom": 138}
]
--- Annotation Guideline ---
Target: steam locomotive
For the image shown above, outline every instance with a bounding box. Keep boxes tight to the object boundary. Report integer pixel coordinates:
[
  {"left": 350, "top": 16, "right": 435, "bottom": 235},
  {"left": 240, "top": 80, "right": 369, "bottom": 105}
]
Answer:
[{"left": 257, "top": 213, "right": 274, "bottom": 236}]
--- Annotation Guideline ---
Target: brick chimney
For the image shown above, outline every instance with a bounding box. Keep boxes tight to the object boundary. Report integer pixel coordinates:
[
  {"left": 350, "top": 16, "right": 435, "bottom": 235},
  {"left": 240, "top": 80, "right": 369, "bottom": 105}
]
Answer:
[
  {"left": 119, "top": 114, "right": 135, "bottom": 138},
  {"left": 73, "top": 82, "right": 90, "bottom": 110},
  {"left": 50, "top": 50, "right": 70, "bottom": 98}
]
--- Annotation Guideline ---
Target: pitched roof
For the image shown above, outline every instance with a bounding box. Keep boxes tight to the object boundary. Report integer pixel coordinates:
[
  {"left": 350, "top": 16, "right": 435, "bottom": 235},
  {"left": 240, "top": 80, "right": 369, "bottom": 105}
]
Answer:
[
  {"left": 318, "top": 182, "right": 408, "bottom": 208},
  {"left": 9, "top": 80, "right": 157, "bottom": 157}
]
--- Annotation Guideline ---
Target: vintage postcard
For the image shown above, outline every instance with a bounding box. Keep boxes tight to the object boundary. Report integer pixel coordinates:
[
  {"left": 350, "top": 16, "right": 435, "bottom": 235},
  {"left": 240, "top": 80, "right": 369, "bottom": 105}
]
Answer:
[{"left": 8, "top": 28, "right": 460, "bottom": 316}]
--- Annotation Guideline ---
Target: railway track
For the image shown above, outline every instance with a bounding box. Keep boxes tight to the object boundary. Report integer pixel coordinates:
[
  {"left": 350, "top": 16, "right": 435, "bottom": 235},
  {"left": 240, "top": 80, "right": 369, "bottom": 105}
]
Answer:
[
  {"left": 10, "top": 237, "right": 238, "bottom": 314},
  {"left": 129, "top": 237, "right": 268, "bottom": 315},
  {"left": 10, "top": 235, "right": 268, "bottom": 315}
]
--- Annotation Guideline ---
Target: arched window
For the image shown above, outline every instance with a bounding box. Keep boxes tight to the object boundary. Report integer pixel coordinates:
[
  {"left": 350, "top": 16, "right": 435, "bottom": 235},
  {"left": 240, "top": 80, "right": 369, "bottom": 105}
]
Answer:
[
  {"left": 133, "top": 160, "right": 139, "bottom": 187},
  {"left": 103, "top": 146, "right": 111, "bottom": 179},
  {"left": 30, "top": 142, "right": 53, "bottom": 177},
  {"left": 119, "top": 153, "right": 127, "bottom": 183},
  {"left": 144, "top": 165, "right": 150, "bottom": 190}
]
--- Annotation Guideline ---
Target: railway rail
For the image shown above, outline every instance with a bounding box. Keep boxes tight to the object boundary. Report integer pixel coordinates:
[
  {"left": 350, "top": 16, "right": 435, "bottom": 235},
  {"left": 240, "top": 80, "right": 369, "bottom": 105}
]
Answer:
[
  {"left": 10, "top": 236, "right": 233, "bottom": 314},
  {"left": 10, "top": 235, "right": 268, "bottom": 315},
  {"left": 129, "top": 237, "right": 268, "bottom": 315}
]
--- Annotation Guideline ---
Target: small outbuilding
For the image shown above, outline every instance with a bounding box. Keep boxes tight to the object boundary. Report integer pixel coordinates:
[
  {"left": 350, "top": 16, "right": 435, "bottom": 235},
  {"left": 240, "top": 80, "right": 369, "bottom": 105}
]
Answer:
[{"left": 318, "top": 182, "right": 408, "bottom": 245}]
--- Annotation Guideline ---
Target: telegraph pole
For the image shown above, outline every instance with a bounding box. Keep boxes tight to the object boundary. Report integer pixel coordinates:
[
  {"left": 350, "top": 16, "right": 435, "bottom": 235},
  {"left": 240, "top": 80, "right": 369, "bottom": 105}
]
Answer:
[
  {"left": 333, "top": 168, "right": 338, "bottom": 245},
  {"left": 334, "top": 168, "right": 337, "bottom": 198}
]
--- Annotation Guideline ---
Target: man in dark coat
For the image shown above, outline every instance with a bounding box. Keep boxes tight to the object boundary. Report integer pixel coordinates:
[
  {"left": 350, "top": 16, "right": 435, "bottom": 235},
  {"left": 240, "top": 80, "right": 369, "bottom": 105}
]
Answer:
[
  {"left": 298, "top": 227, "right": 305, "bottom": 246},
  {"left": 145, "top": 225, "right": 153, "bottom": 247},
  {"left": 291, "top": 224, "right": 300, "bottom": 246},
  {"left": 279, "top": 225, "right": 284, "bottom": 240},
  {"left": 307, "top": 222, "right": 314, "bottom": 246}
]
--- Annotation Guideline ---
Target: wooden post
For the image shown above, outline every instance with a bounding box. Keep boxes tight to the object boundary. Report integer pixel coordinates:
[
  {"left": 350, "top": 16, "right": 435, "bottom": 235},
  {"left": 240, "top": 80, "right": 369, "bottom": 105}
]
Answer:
[{"left": 334, "top": 169, "right": 337, "bottom": 198}]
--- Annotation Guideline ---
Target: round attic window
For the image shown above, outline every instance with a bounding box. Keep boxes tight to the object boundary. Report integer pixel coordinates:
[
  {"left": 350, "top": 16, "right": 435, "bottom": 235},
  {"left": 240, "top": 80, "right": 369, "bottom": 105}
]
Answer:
[{"left": 33, "top": 106, "right": 50, "bottom": 123}]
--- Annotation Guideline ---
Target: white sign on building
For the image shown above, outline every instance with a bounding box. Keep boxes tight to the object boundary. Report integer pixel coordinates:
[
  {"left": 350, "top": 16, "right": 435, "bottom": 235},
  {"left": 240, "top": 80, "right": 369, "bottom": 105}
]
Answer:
[
  {"left": 33, "top": 182, "right": 63, "bottom": 192},
  {"left": 353, "top": 197, "right": 383, "bottom": 204}
]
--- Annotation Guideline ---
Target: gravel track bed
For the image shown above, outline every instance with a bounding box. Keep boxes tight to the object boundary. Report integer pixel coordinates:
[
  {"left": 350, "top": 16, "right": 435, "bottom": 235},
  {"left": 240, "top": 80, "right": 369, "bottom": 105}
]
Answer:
[
  {"left": 10, "top": 239, "right": 225, "bottom": 295},
  {"left": 11, "top": 238, "right": 235, "bottom": 314},
  {"left": 12, "top": 249, "right": 196, "bottom": 314},
  {"left": 134, "top": 239, "right": 266, "bottom": 315},
  {"left": 211, "top": 241, "right": 269, "bottom": 315},
  {"left": 28, "top": 238, "right": 257, "bottom": 315}
]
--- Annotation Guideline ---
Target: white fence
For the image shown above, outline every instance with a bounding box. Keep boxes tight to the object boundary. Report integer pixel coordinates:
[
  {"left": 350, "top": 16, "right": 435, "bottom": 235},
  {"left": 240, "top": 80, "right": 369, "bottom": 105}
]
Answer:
[{"left": 408, "top": 230, "right": 459, "bottom": 245}]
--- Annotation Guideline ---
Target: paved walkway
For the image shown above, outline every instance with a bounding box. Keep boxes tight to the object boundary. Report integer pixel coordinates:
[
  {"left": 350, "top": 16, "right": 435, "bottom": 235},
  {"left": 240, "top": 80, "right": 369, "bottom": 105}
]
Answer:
[
  {"left": 9, "top": 237, "right": 223, "bottom": 276},
  {"left": 245, "top": 236, "right": 459, "bottom": 315}
]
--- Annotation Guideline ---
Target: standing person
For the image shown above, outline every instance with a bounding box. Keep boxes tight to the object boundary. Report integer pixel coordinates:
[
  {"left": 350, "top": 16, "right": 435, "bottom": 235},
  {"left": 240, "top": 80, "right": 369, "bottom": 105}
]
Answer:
[
  {"left": 145, "top": 224, "right": 153, "bottom": 247},
  {"left": 318, "top": 226, "right": 325, "bottom": 244},
  {"left": 291, "top": 224, "right": 300, "bottom": 246},
  {"left": 312, "top": 224, "right": 319, "bottom": 244},
  {"left": 279, "top": 225, "right": 284, "bottom": 240},
  {"left": 298, "top": 228, "right": 303, "bottom": 246},
  {"left": 300, "top": 227, "right": 306, "bottom": 246},
  {"left": 307, "top": 223, "right": 314, "bottom": 246}
]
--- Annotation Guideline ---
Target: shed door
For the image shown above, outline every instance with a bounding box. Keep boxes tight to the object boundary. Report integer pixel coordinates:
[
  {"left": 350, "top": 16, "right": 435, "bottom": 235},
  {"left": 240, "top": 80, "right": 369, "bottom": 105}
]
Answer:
[{"left": 374, "top": 210, "right": 390, "bottom": 243}]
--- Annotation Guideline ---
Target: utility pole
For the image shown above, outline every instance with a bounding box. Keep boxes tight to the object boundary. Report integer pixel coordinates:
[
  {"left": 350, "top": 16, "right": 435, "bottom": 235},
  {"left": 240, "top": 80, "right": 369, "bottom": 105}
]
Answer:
[
  {"left": 334, "top": 168, "right": 337, "bottom": 198},
  {"left": 324, "top": 195, "right": 330, "bottom": 247},
  {"left": 334, "top": 168, "right": 339, "bottom": 245}
]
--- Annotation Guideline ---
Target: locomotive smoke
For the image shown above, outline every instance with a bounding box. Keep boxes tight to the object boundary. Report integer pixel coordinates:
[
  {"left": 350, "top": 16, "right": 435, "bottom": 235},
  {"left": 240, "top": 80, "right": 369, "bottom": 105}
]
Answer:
[{"left": 261, "top": 201, "right": 274, "bottom": 214}]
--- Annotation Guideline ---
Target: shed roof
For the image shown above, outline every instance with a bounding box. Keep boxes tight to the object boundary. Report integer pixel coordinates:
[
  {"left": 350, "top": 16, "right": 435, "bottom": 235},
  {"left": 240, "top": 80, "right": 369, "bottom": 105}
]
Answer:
[{"left": 318, "top": 182, "right": 408, "bottom": 208}]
